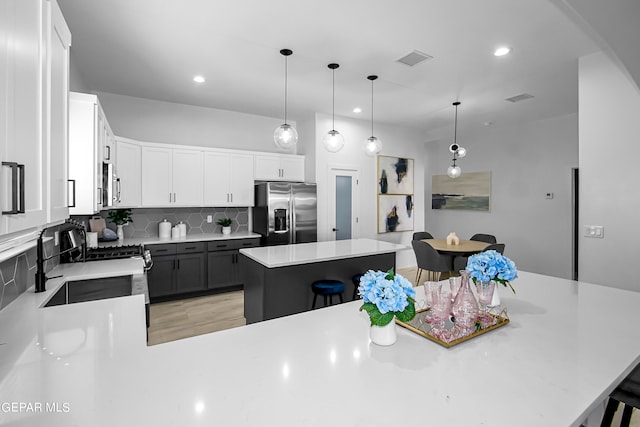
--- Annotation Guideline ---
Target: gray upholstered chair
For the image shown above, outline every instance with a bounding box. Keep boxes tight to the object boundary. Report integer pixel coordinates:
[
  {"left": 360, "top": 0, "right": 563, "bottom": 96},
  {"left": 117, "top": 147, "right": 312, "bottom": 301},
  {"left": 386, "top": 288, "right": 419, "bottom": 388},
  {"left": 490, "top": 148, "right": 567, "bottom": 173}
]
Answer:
[
  {"left": 411, "top": 240, "right": 453, "bottom": 284},
  {"left": 600, "top": 362, "right": 640, "bottom": 426},
  {"left": 412, "top": 231, "right": 433, "bottom": 241},
  {"left": 470, "top": 233, "right": 497, "bottom": 244},
  {"left": 453, "top": 243, "right": 506, "bottom": 272}
]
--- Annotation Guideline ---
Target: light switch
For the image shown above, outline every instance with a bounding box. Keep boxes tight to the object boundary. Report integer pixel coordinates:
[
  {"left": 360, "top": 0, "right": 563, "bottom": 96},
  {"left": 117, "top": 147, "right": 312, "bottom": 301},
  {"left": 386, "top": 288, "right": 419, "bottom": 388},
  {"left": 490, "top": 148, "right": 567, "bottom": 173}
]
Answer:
[{"left": 584, "top": 225, "right": 604, "bottom": 238}]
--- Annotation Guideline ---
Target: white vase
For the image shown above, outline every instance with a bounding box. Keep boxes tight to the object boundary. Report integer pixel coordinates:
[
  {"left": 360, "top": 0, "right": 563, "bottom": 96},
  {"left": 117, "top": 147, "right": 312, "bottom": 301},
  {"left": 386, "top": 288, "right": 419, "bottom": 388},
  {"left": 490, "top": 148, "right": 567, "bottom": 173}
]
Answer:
[
  {"left": 116, "top": 224, "right": 124, "bottom": 242},
  {"left": 490, "top": 282, "right": 501, "bottom": 307},
  {"left": 222, "top": 226, "right": 231, "bottom": 235},
  {"left": 369, "top": 321, "right": 397, "bottom": 346}
]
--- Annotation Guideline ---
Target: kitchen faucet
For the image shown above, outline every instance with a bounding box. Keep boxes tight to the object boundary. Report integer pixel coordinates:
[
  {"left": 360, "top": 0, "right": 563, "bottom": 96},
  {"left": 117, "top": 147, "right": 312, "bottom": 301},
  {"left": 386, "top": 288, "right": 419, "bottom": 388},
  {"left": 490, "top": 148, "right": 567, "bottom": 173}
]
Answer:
[{"left": 35, "top": 219, "right": 86, "bottom": 293}]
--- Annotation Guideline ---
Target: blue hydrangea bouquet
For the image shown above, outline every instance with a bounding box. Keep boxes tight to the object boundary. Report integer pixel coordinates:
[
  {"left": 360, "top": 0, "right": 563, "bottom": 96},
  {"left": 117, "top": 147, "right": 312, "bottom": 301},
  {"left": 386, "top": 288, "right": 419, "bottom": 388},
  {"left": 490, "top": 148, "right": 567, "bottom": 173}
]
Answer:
[
  {"left": 466, "top": 250, "right": 518, "bottom": 293},
  {"left": 358, "top": 269, "right": 416, "bottom": 326}
]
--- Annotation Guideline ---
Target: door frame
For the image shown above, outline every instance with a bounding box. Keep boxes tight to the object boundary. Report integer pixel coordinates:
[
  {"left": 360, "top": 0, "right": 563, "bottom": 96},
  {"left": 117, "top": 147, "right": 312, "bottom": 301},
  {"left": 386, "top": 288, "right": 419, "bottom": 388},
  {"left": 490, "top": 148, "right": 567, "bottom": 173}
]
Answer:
[{"left": 327, "top": 164, "right": 360, "bottom": 241}]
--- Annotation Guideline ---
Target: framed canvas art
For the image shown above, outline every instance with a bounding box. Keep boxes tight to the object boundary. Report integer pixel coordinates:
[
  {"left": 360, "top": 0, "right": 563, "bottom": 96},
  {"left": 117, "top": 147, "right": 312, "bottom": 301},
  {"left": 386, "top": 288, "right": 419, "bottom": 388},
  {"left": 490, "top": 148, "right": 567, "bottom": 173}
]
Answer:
[
  {"left": 431, "top": 171, "right": 491, "bottom": 211},
  {"left": 378, "top": 194, "right": 414, "bottom": 233},
  {"left": 378, "top": 156, "right": 414, "bottom": 195}
]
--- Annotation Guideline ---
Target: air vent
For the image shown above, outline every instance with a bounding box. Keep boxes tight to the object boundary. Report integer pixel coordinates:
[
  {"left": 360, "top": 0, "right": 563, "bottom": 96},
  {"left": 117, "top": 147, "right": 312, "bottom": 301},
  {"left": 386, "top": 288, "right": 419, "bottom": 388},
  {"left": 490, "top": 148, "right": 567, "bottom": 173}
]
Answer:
[
  {"left": 505, "top": 93, "right": 534, "bottom": 103},
  {"left": 396, "top": 50, "right": 433, "bottom": 67}
]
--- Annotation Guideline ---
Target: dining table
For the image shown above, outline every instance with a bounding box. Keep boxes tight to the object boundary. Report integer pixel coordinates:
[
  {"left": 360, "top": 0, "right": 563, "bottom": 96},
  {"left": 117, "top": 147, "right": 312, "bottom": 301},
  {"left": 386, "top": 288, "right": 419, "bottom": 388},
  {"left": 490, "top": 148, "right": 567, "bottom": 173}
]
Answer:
[{"left": 422, "top": 238, "right": 490, "bottom": 255}]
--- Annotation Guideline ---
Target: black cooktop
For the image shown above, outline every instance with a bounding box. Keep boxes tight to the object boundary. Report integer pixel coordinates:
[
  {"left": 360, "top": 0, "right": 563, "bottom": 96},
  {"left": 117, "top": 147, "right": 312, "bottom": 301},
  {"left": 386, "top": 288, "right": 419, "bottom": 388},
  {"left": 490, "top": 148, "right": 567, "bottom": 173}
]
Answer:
[{"left": 85, "top": 245, "right": 143, "bottom": 261}]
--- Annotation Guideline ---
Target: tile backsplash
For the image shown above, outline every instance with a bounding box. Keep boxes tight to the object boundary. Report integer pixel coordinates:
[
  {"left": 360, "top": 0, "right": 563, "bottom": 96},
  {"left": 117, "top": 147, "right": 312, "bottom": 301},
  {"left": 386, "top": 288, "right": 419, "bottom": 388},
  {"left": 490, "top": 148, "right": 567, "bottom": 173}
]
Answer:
[
  {"left": 72, "top": 207, "right": 249, "bottom": 239},
  {"left": 0, "top": 227, "right": 59, "bottom": 311}
]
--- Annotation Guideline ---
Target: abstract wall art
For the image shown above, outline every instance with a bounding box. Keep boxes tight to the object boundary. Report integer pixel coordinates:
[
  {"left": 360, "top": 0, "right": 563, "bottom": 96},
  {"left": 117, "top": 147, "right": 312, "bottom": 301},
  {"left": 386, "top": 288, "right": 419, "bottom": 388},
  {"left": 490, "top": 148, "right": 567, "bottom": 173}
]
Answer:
[{"left": 377, "top": 156, "right": 414, "bottom": 233}]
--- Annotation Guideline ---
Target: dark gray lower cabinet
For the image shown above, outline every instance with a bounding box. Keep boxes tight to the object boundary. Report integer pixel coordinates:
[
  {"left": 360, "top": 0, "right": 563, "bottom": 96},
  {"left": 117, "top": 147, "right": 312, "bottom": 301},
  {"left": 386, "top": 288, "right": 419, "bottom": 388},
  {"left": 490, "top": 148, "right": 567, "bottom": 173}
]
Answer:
[
  {"left": 207, "top": 238, "right": 260, "bottom": 290},
  {"left": 148, "top": 238, "right": 259, "bottom": 300},
  {"left": 147, "top": 242, "right": 206, "bottom": 299}
]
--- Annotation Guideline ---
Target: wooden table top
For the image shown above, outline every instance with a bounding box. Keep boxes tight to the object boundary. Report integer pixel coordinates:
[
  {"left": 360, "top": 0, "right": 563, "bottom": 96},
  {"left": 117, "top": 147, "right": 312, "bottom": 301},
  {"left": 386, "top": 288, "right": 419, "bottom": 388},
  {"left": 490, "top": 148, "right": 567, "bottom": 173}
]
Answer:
[{"left": 422, "top": 239, "right": 490, "bottom": 254}]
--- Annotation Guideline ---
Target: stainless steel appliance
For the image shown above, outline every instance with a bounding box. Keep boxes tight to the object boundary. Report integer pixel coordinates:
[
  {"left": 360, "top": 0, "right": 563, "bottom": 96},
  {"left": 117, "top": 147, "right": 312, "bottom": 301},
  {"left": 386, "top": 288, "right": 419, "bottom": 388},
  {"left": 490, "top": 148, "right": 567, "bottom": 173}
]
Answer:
[
  {"left": 253, "top": 182, "right": 317, "bottom": 246},
  {"left": 102, "top": 162, "right": 121, "bottom": 207}
]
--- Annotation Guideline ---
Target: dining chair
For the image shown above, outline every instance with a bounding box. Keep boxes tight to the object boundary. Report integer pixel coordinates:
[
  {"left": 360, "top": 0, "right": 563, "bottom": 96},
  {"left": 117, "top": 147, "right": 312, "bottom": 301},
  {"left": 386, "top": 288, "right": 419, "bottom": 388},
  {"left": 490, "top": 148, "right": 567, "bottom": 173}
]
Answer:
[
  {"left": 411, "top": 240, "right": 453, "bottom": 284},
  {"left": 470, "top": 233, "right": 497, "bottom": 244},
  {"left": 452, "top": 243, "right": 506, "bottom": 272},
  {"left": 412, "top": 231, "right": 433, "bottom": 241}
]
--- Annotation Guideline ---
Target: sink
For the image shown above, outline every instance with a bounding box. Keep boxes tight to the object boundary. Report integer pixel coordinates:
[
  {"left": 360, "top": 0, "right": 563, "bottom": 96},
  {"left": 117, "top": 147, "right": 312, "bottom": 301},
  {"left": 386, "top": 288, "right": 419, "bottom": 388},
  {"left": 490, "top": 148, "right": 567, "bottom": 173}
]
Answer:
[{"left": 44, "top": 275, "right": 133, "bottom": 307}]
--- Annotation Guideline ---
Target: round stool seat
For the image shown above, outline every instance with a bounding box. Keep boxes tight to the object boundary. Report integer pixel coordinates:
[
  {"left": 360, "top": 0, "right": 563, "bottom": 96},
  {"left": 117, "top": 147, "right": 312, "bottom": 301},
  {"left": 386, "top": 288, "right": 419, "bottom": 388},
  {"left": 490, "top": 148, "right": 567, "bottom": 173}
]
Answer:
[
  {"left": 312, "top": 280, "right": 345, "bottom": 295},
  {"left": 311, "top": 280, "right": 345, "bottom": 309}
]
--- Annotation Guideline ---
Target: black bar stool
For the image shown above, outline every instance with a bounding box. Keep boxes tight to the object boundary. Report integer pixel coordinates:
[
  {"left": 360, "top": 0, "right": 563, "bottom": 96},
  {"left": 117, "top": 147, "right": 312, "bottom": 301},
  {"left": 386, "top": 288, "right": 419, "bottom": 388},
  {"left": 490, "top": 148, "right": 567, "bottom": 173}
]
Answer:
[
  {"left": 601, "top": 363, "right": 640, "bottom": 427},
  {"left": 352, "top": 274, "right": 363, "bottom": 300}
]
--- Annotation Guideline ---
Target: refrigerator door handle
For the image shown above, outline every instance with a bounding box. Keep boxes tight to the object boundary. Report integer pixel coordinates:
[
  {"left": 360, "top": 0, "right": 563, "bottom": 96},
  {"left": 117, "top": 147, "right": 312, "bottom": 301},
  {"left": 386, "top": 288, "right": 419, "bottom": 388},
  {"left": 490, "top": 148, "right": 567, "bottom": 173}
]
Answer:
[{"left": 290, "top": 190, "right": 296, "bottom": 244}]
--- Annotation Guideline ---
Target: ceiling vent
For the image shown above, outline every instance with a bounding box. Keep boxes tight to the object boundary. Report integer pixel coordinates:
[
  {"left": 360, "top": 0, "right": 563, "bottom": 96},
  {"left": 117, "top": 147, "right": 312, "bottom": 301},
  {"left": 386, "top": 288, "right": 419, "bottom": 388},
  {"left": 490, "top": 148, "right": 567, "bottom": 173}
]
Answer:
[
  {"left": 396, "top": 50, "right": 433, "bottom": 67},
  {"left": 505, "top": 93, "right": 535, "bottom": 103}
]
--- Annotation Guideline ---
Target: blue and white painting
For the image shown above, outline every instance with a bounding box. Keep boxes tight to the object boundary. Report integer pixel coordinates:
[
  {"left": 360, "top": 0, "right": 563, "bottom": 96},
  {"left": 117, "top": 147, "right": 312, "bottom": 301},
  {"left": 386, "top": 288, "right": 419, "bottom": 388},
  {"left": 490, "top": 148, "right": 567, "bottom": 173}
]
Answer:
[
  {"left": 431, "top": 171, "right": 491, "bottom": 211},
  {"left": 378, "top": 156, "right": 414, "bottom": 195},
  {"left": 378, "top": 195, "right": 414, "bottom": 233}
]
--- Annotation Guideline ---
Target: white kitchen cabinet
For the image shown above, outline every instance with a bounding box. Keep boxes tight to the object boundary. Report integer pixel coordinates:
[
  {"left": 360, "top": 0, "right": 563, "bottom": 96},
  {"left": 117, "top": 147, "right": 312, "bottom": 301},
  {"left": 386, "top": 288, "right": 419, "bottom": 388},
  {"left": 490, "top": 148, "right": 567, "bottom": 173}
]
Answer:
[
  {"left": 254, "top": 153, "right": 304, "bottom": 181},
  {"left": 115, "top": 138, "right": 141, "bottom": 208},
  {"left": 141, "top": 146, "right": 203, "bottom": 207},
  {"left": 46, "top": 0, "right": 72, "bottom": 224},
  {"left": 203, "top": 151, "right": 254, "bottom": 206},
  {"left": 68, "top": 92, "right": 113, "bottom": 214},
  {"left": 1, "top": 0, "right": 70, "bottom": 237}
]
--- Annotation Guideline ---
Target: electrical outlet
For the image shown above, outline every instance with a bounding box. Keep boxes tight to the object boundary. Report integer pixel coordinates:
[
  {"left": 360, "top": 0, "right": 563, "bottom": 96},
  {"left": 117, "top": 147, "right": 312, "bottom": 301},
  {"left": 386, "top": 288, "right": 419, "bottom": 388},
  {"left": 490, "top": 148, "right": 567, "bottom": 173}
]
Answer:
[
  {"left": 54, "top": 231, "right": 59, "bottom": 246},
  {"left": 207, "top": 215, "right": 213, "bottom": 223},
  {"left": 545, "top": 192, "right": 554, "bottom": 199}
]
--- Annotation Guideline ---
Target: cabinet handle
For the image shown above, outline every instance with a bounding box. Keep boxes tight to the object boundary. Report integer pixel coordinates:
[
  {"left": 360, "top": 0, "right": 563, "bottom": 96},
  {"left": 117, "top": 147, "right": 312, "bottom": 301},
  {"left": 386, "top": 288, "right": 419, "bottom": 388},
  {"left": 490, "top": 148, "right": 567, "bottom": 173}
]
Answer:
[
  {"left": 169, "top": 193, "right": 172, "bottom": 203},
  {"left": 173, "top": 193, "right": 176, "bottom": 203},
  {"left": 177, "top": 259, "right": 180, "bottom": 269},
  {"left": 68, "top": 179, "right": 76, "bottom": 207},
  {"left": 185, "top": 246, "right": 196, "bottom": 250},
  {"left": 105, "top": 145, "right": 111, "bottom": 161},
  {"left": 216, "top": 244, "right": 227, "bottom": 248},
  {"left": 1, "top": 162, "right": 25, "bottom": 214},
  {"left": 97, "top": 187, "right": 102, "bottom": 205},
  {"left": 156, "top": 249, "right": 168, "bottom": 253}
]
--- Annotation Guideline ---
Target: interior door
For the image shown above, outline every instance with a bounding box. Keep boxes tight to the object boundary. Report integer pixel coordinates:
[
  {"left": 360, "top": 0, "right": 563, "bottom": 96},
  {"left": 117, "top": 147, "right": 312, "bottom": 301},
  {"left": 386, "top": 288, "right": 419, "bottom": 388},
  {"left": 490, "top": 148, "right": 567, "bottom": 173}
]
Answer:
[{"left": 328, "top": 167, "right": 359, "bottom": 241}]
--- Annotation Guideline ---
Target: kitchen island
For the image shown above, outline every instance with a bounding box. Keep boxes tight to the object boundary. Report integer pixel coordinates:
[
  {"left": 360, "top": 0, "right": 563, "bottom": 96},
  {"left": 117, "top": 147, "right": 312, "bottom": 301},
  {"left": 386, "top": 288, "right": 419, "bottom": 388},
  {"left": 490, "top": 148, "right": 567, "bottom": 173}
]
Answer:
[
  {"left": 1, "top": 271, "right": 640, "bottom": 426},
  {"left": 239, "top": 238, "right": 407, "bottom": 323}
]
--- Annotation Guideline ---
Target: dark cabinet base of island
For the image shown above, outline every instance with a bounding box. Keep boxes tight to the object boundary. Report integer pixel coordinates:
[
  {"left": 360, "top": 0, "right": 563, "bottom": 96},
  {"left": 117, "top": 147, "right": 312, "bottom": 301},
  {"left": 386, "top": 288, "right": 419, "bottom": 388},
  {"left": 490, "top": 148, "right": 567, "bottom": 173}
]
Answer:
[{"left": 240, "top": 252, "right": 395, "bottom": 324}]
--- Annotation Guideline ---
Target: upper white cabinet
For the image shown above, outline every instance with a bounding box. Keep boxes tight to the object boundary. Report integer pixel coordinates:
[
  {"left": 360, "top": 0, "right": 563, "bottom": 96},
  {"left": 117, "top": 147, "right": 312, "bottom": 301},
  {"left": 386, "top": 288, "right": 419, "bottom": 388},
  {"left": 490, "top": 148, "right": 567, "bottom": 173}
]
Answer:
[
  {"left": 203, "top": 151, "right": 254, "bottom": 206},
  {"left": 141, "top": 146, "right": 203, "bottom": 207},
  {"left": 254, "top": 153, "right": 304, "bottom": 181},
  {"left": 68, "top": 92, "right": 113, "bottom": 215},
  {"left": 115, "top": 138, "right": 141, "bottom": 208},
  {"left": 1, "top": 0, "right": 70, "bottom": 237}
]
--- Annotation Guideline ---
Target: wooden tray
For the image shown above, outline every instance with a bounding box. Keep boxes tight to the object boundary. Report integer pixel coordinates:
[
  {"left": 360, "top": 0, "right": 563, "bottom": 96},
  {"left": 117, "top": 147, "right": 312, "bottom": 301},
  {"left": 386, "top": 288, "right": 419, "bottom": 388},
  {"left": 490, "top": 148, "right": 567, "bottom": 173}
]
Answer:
[{"left": 395, "top": 308, "right": 509, "bottom": 348}]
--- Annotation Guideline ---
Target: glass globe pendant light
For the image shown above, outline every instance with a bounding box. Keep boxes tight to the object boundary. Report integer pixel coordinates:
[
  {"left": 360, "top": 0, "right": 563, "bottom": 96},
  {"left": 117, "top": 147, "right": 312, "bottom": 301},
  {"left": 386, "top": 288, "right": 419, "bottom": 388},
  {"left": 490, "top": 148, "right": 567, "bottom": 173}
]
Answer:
[
  {"left": 322, "top": 63, "right": 345, "bottom": 153},
  {"left": 363, "top": 75, "right": 382, "bottom": 156},
  {"left": 447, "top": 101, "right": 466, "bottom": 178},
  {"left": 274, "top": 49, "right": 298, "bottom": 149}
]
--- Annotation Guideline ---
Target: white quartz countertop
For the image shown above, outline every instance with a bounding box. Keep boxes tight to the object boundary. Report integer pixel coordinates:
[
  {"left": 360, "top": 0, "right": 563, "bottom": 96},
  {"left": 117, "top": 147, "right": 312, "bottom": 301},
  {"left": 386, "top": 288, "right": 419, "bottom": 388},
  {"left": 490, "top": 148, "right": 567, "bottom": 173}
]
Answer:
[
  {"left": 239, "top": 238, "right": 407, "bottom": 267},
  {"left": 98, "top": 231, "right": 261, "bottom": 247},
  {"left": 1, "top": 270, "right": 640, "bottom": 426}
]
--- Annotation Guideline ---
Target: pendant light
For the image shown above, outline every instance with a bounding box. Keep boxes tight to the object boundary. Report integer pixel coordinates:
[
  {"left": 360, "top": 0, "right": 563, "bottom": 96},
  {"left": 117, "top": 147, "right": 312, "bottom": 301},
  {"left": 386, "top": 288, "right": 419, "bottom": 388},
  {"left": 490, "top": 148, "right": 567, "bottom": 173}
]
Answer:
[
  {"left": 274, "top": 49, "right": 298, "bottom": 149},
  {"left": 447, "top": 101, "right": 467, "bottom": 178},
  {"left": 322, "top": 63, "right": 345, "bottom": 153},
  {"left": 363, "top": 75, "right": 382, "bottom": 156}
]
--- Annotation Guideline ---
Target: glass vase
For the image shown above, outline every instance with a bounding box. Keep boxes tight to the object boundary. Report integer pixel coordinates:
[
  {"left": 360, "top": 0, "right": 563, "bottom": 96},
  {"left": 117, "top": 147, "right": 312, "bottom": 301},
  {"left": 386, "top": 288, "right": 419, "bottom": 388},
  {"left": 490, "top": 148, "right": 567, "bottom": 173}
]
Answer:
[{"left": 451, "top": 270, "right": 479, "bottom": 336}]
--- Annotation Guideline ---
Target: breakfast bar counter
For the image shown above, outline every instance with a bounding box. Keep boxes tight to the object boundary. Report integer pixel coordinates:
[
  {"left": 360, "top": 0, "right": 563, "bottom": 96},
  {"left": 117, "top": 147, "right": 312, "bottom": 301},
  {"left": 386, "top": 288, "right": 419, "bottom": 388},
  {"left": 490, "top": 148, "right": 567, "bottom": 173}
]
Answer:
[
  {"left": 1, "top": 271, "right": 640, "bottom": 426},
  {"left": 239, "top": 238, "right": 407, "bottom": 323}
]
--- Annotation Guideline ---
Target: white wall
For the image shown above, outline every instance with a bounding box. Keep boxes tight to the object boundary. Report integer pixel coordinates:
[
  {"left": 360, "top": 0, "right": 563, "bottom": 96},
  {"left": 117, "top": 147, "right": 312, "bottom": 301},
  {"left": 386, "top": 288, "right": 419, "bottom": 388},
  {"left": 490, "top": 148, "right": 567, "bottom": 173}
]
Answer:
[
  {"left": 425, "top": 113, "right": 578, "bottom": 279},
  {"left": 578, "top": 52, "right": 640, "bottom": 290},
  {"left": 94, "top": 92, "right": 297, "bottom": 154},
  {"left": 314, "top": 113, "right": 426, "bottom": 269}
]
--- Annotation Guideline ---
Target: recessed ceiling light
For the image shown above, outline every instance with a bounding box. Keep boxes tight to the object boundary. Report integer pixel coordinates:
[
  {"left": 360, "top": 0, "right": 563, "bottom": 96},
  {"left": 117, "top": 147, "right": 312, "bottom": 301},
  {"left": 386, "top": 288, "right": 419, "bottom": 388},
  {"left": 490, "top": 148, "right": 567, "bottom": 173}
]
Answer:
[
  {"left": 193, "top": 75, "right": 205, "bottom": 83},
  {"left": 353, "top": 107, "right": 362, "bottom": 113},
  {"left": 494, "top": 47, "right": 511, "bottom": 57}
]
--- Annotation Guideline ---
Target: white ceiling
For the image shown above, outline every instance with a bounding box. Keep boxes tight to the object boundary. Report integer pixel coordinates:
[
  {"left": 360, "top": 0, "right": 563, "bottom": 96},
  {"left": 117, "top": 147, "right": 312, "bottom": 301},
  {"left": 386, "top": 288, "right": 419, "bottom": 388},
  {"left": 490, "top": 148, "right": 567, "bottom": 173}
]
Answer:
[{"left": 57, "top": 0, "right": 599, "bottom": 139}]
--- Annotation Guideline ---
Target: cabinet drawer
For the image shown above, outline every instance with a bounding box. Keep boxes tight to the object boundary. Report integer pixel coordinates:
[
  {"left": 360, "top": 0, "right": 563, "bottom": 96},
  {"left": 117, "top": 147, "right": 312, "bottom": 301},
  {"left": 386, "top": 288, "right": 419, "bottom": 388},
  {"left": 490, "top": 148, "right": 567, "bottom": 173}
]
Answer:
[
  {"left": 207, "top": 238, "right": 260, "bottom": 252},
  {"left": 177, "top": 242, "right": 205, "bottom": 254},
  {"left": 147, "top": 244, "right": 176, "bottom": 256}
]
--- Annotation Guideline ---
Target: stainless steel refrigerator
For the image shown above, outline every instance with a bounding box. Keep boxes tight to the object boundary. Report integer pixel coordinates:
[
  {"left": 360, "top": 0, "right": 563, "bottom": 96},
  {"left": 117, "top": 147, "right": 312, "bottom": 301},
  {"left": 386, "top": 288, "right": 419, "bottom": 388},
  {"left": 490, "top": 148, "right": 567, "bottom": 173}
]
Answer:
[{"left": 253, "top": 182, "right": 317, "bottom": 246}]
